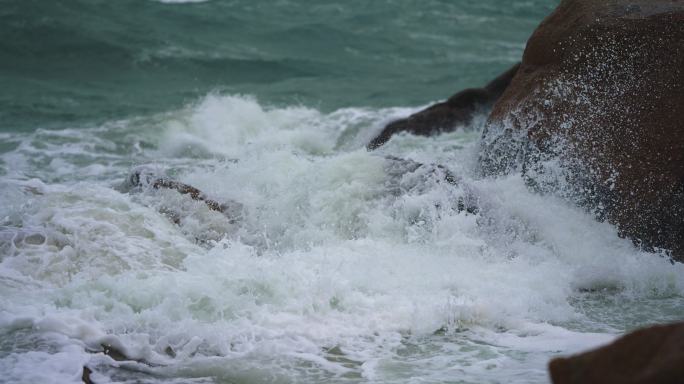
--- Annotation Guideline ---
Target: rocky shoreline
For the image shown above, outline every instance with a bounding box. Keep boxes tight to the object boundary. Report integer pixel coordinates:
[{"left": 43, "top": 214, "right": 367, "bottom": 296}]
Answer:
[
  {"left": 369, "top": 0, "right": 683, "bottom": 381},
  {"left": 374, "top": 0, "right": 683, "bottom": 263}
]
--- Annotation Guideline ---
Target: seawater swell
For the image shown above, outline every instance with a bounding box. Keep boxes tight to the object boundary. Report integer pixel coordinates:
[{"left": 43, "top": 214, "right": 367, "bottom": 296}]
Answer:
[
  {"left": 1, "top": 94, "right": 683, "bottom": 383},
  {"left": 0, "top": 0, "right": 550, "bottom": 131}
]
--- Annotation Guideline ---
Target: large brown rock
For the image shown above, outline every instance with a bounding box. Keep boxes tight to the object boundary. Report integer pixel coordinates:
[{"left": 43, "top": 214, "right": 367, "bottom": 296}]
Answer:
[
  {"left": 549, "top": 322, "right": 684, "bottom": 384},
  {"left": 479, "top": 0, "right": 684, "bottom": 260},
  {"left": 367, "top": 63, "right": 520, "bottom": 150}
]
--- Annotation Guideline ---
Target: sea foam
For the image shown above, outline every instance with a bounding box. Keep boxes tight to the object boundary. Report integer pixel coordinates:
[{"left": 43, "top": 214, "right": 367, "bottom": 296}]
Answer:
[{"left": 0, "top": 94, "right": 682, "bottom": 383}]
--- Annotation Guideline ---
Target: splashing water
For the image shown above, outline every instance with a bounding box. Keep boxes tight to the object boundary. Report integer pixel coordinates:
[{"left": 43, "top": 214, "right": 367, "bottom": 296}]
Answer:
[{"left": 0, "top": 94, "right": 682, "bottom": 384}]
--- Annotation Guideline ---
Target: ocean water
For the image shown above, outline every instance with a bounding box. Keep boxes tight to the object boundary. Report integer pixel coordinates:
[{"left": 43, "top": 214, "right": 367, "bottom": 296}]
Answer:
[{"left": 1, "top": 1, "right": 683, "bottom": 383}]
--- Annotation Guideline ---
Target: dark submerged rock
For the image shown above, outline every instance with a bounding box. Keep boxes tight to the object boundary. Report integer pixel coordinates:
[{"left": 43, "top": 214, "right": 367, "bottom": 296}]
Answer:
[
  {"left": 101, "top": 343, "right": 129, "bottom": 362},
  {"left": 82, "top": 366, "right": 94, "bottom": 384},
  {"left": 479, "top": 0, "right": 684, "bottom": 260},
  {"left": 549, "top": 322, "right": 684, "bottom": 384},
  {"left": 382, "top": 156, "right": 479, "bottom": 215},
  {"left": 124, "top": 166, "right": 243, "bottom": 227},
  {"left": 126, "top": 167, "right": 225, "bottom": 213},
  {"left": 367, "top": 63, "right": 520, "bottom": 150},
  {"left": 82, "top": 342, "right": 171, "bottom": 383},
  {"left": 150, "top": 178, "right": 224, "bottom": 213}
]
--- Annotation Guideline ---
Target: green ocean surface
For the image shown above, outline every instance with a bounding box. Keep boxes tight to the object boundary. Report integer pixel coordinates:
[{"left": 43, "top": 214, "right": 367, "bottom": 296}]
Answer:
[{"left": 0, "top": 0, "right": 555, "bottom": 131}]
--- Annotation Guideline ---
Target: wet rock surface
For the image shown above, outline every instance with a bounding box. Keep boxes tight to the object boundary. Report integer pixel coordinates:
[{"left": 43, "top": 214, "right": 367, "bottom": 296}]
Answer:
[
  {"left": 123, "top": 166, "right": 243, "bottom": 227},
  {"left": 367, "top": 63, "right": 519, "bottom": 150},
  {"left": 479, "top": 0, "right": 684, "bottom": 260}
]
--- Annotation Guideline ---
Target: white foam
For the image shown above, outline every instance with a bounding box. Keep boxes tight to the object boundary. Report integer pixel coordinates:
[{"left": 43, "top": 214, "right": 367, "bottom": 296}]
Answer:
[{"left": 1, "top": 94, "right": 682, "bottom": 383}]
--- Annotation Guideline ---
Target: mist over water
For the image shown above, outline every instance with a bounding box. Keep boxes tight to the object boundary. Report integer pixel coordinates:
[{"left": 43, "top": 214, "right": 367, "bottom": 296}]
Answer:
[{"left": 1, "top": 1, "right": 683, "bottom": 384}]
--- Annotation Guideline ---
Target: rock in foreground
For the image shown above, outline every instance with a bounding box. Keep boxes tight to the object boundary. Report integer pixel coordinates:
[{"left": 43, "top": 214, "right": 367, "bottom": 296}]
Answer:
[
  {"left": 549, "top": 322, "right": 684, "bottom": 384},
  {"left": 479, "top": 0, "right": 684, "bottom": 260}
]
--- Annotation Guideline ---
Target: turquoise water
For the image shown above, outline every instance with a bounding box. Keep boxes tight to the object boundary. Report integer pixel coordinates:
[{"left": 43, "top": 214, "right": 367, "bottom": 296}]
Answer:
[
  {"left": 1, "top": 0, "right": 552, "bottom": 131},
  {"left": 2, "top": 1, "right": 683, "bottom": 383}
]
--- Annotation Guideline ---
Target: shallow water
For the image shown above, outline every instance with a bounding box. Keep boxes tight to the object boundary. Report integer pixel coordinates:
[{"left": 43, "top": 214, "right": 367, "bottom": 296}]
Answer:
[{"left": 1, "top": 1, "right": 683, "bottom": 384}]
